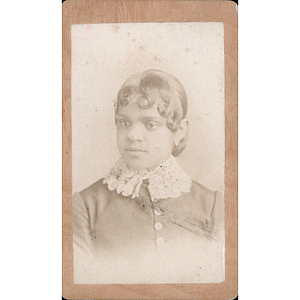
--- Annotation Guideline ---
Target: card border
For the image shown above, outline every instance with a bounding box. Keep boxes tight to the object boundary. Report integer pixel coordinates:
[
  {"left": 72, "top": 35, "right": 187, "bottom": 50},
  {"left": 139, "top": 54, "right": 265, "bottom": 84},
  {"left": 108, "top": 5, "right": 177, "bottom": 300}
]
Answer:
[{"left": 62, "top": 1, "right": 237, "bottom": 299}]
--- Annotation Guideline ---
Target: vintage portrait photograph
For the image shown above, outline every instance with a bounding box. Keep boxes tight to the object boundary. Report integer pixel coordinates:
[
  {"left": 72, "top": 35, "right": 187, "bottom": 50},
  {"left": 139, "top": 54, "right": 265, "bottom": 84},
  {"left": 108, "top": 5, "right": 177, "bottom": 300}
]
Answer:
[{"left": 71, "top": 22, "right": 225, "bottom": 284}]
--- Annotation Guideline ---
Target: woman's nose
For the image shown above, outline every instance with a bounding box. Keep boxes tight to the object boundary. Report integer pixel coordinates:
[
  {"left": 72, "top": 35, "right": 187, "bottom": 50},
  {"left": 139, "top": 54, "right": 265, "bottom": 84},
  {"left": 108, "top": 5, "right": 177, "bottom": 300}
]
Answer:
[{"left": 126, "top": 124, "right": 144, "bottom": 142}]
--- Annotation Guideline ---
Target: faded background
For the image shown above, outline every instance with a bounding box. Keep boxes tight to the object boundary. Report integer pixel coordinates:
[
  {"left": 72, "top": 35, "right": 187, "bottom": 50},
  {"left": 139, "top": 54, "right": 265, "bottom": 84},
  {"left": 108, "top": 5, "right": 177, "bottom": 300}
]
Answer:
[{"left": 72, "top": 22, "right": 224, "bottom": 193}]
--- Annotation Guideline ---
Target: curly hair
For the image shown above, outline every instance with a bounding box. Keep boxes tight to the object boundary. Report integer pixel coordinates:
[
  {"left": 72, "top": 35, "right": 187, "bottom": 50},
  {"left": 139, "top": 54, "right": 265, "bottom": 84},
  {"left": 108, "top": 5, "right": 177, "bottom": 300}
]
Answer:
[{"left": 115, "top": 70, "right": 188, "bottom": 156}]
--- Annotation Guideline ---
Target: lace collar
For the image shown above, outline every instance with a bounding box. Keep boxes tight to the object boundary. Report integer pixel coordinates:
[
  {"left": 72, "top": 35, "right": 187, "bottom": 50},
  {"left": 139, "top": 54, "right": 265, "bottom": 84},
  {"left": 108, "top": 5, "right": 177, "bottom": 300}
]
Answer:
[{"left": 103, "top": 156, "right": 192, "bottom": 200}]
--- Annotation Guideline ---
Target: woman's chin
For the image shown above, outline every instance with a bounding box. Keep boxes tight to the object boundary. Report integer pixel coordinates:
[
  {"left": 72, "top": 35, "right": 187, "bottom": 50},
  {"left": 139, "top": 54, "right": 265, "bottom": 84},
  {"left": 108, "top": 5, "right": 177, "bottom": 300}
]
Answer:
[
  {"left": 122, "top": 156, "right": 152, "bottom": 171},
  {"left": 126, "top": 161, "right": 149, "bottom": 170},
  {"left": 121, "top": 152, "right": 173, "bottom": 170}
]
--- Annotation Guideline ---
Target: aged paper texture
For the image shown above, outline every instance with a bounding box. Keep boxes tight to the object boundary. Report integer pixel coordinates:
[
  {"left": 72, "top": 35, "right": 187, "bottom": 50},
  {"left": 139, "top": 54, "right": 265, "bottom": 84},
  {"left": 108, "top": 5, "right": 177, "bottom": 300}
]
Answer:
[{"left": 72, "top": 22, "right": 225, "bottom": 284}]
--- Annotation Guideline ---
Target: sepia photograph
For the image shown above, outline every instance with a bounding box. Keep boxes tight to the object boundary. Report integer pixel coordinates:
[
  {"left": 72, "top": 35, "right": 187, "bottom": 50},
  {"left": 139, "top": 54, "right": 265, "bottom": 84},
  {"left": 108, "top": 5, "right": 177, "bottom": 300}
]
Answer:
[{"left": 71, "top": 22, "right": 225, "bottom": 284}]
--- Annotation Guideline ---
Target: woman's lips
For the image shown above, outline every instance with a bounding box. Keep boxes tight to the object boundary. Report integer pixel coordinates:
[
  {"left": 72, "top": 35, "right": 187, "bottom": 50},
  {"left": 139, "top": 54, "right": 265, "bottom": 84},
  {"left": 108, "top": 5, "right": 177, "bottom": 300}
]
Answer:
[
  {"left": 126, "top": 149, "right": 146, "bottom": 157},
  {"left": 125, "top": 148, "right": 146, "bottom": 155}
]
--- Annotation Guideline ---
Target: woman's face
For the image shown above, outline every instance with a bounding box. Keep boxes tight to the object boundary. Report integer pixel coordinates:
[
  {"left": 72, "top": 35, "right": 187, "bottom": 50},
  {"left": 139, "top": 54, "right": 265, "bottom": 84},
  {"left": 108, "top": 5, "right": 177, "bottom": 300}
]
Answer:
[{"left": 116, "top": 93, "right": 177, "bottom": 170}]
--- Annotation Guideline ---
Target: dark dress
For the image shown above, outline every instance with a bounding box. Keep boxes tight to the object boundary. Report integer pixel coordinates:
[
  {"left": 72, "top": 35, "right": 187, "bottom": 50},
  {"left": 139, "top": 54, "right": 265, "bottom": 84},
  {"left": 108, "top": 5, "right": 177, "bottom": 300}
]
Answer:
[{"left": 73, "top": 179, "right": 225, "bottom": 284}]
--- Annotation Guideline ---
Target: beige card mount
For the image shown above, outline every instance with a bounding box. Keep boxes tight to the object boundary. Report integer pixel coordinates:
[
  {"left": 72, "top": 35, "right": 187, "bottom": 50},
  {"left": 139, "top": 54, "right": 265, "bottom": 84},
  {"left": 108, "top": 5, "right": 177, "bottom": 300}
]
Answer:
[{"left": 62, "top": 1, "right": 237, "bottom": 299}]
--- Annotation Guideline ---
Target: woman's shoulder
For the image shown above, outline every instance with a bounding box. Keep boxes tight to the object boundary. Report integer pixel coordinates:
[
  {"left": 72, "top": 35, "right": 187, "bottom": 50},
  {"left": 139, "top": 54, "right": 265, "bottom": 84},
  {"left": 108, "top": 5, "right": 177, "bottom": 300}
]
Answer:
[
  {"left": 73, "top": 178, "right": 111, "bottom": 205},
  {"left": 190, "top": 180, "right": 215, "bottom": 196},
  {"left": 190, "top": 179, "right": 218, "bottom": 201},
  {"left": 79, "top": 178, "right": 107, "bottom": 196},
  {"left": 191, "top": 180, "right": 224, "bottom": 234},
  {"left": 189, "top": 180, "right": 224, "bottom": 217}
]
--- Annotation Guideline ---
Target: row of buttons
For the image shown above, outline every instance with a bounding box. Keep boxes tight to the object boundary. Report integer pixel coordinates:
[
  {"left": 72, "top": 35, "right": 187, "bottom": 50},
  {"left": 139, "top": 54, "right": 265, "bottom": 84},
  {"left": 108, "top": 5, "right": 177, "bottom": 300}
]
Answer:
[
  {"left": 154, "top": 208, "right": 163, "bottom": 244},
  {"left": 152, "top": 200, "right": 164, "bottom": 244}
]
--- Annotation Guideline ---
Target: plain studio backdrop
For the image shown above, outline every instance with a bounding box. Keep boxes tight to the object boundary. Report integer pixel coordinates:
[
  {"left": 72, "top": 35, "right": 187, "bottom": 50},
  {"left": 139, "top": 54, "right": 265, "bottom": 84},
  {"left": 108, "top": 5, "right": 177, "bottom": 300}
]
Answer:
[{"left": 71, "top": 22, "right": 225, "bottom": 194}]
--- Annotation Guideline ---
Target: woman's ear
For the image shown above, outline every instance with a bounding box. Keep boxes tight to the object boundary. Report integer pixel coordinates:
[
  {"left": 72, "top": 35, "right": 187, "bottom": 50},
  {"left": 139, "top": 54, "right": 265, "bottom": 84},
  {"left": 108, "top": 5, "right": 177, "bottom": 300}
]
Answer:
[{"left": 175, "top": 119, "right": 189, "bottom": 141}]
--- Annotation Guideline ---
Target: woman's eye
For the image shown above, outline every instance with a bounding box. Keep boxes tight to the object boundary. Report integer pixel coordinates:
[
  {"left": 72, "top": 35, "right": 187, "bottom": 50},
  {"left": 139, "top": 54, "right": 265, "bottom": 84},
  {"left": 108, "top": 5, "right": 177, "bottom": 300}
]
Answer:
[
  {"left": 146, "top": 122, "right": 159, "bottom": 129},
  {"left": 118, "top": 120, "right": 130, "bottom": 127}
]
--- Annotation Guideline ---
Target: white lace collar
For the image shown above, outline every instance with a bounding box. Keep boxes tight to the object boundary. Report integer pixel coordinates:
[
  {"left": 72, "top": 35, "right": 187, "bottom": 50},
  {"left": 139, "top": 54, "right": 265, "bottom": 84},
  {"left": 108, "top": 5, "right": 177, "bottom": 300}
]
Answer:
[{"left": 103, "top": 156, "right": 192, "bottom": 200}]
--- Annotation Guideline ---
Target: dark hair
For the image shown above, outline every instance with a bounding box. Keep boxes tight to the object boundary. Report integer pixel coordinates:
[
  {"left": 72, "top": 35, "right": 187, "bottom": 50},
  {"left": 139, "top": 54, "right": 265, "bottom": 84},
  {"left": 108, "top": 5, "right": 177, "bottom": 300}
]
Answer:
[{"left": 115, "top": 70, "right": 188, "bottom": 156}]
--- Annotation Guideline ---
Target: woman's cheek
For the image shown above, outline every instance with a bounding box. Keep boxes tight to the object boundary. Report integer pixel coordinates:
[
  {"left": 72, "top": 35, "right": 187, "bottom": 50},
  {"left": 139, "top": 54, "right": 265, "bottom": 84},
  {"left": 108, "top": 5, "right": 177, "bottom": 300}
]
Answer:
[{"left": 117, "top": 129, "right": 125, "bottom": 144}]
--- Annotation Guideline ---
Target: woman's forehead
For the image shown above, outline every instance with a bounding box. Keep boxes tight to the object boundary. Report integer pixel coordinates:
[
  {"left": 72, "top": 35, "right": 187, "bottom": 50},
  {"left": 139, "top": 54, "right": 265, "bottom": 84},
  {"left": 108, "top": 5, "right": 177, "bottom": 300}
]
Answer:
[{"left": 116, "top": 95, "right": 164, "bottom": 120}]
